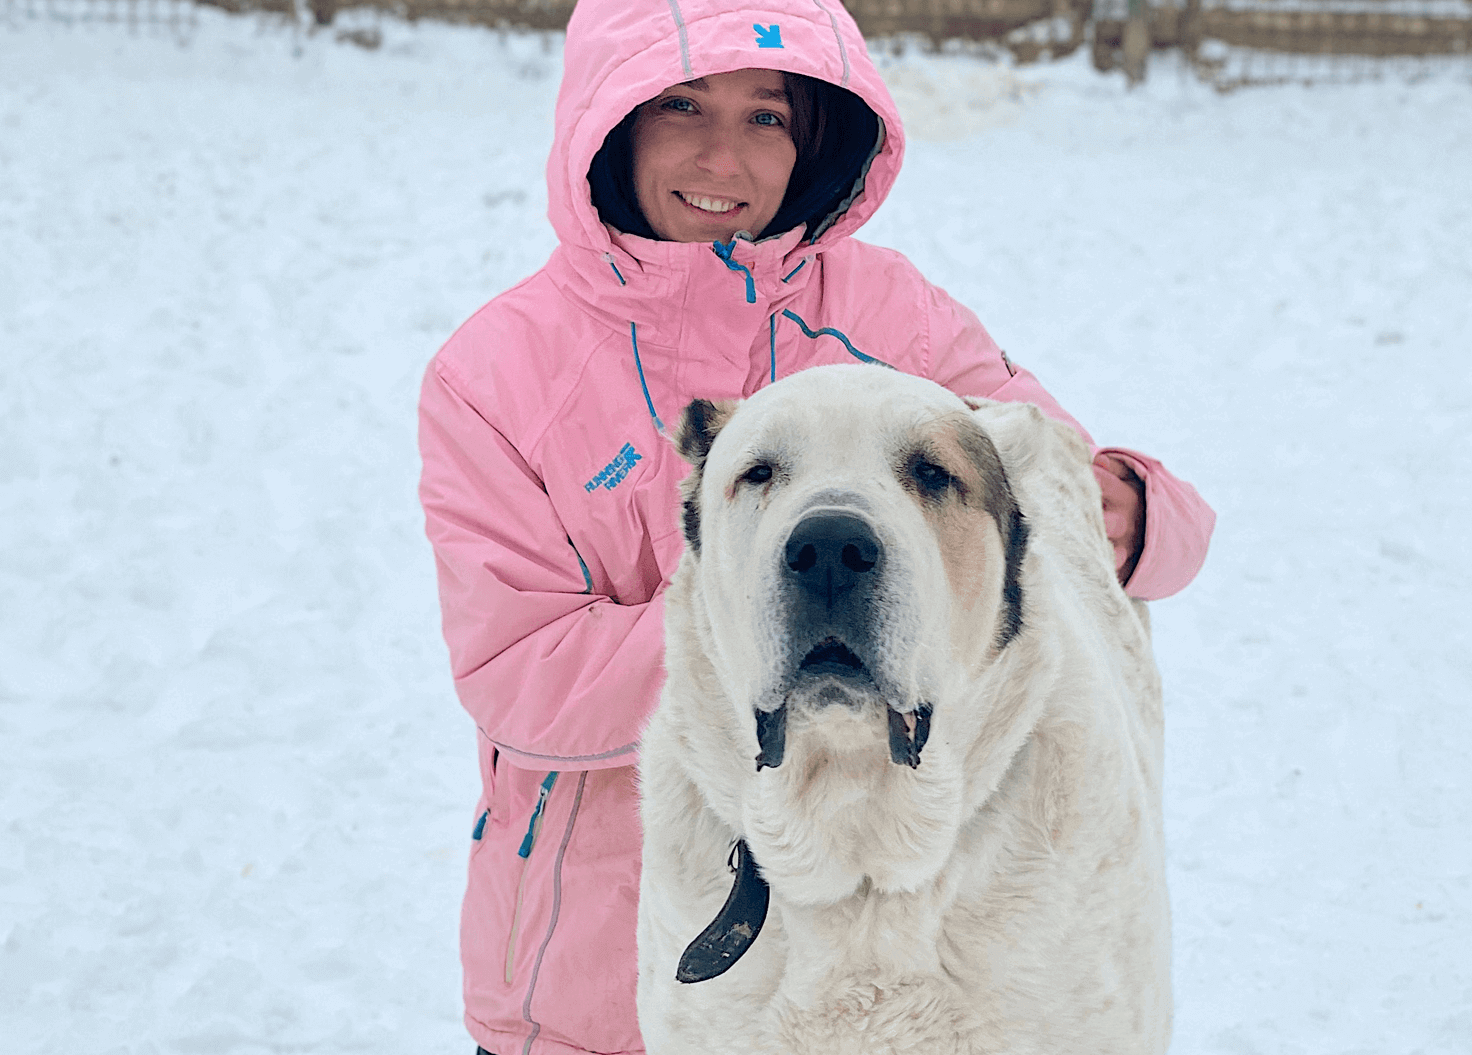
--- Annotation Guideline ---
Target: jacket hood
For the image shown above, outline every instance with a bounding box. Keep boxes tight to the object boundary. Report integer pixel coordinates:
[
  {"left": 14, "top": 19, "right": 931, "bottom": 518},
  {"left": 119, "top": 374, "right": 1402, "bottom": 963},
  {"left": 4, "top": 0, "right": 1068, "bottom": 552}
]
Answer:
[{"left": 548, "top": 0, "right": 905, "bottom": 259}]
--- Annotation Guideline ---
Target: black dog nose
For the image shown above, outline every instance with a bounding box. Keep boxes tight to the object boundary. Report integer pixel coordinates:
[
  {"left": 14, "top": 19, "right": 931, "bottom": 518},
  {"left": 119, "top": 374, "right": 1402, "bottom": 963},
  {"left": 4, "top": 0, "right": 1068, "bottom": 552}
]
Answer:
[{"left": 784, "top": 513, "right": 882, "bottom": 607}]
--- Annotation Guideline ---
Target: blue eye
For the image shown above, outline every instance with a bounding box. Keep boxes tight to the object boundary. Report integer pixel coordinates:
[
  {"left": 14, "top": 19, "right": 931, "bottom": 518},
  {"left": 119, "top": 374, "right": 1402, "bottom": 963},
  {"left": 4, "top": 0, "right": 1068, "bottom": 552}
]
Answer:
[
  {"left": 661, "top": 97, "right": 696, "bottom": 113},
  {"left": 754, "top": 112, "right": 783, "bottom": 127}
]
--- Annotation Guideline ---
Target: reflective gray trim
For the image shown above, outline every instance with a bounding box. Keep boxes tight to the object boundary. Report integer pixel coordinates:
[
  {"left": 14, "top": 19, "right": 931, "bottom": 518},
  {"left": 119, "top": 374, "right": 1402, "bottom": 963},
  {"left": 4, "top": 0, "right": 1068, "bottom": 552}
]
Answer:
[
  {"left": 666, "top": 0, "right": 693, "bottom": 77},
  {"left": 519, "top": 772, "right": 589, "bottom": 1055},
  {"left": 810, "top": 0, "right": 851, "bottom": 86},
  {"left": 484, "top": 728, "right": 640, "bottom": 764},
  {"left": 809, "top": 117, "right": 885, "bottom": 242}
]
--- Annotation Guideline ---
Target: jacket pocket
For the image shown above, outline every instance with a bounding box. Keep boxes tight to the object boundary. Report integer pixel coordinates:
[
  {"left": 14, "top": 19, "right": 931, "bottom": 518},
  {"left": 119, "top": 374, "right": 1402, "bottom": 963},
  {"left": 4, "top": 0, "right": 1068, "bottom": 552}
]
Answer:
[
  {"left": 472, "top": 738, "right": 506, "bottom": 852},
  {"left": 504, "top": 770, "right": 559, "bottom": 984}
]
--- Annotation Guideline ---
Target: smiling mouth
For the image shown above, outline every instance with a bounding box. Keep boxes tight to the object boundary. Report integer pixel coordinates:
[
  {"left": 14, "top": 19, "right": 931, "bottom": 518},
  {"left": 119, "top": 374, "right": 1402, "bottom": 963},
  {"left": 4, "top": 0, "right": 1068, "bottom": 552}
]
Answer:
[{"left": 674, "top": 191, "right": 744, "bottom": 216}]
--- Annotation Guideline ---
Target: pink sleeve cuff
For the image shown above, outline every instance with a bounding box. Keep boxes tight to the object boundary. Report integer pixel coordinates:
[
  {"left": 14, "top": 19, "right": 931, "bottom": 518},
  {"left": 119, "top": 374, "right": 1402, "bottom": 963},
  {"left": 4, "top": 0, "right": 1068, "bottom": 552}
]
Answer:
[{"left": 1095, "top": 448, "right": 1216, "bottom": 601}]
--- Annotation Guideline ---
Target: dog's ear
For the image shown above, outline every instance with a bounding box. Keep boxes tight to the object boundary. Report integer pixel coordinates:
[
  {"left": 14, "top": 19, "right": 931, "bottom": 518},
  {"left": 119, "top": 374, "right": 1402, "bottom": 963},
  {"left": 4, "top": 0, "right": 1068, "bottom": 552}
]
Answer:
[
  {"left": 964, "top": 399, "right": 1049, "bottom": 481},
  {"left": 674, "top": 398, "right": 738, "bottom": 468},
  {"left": 674, "top": 398, "right": 738, "bottom": 555}
]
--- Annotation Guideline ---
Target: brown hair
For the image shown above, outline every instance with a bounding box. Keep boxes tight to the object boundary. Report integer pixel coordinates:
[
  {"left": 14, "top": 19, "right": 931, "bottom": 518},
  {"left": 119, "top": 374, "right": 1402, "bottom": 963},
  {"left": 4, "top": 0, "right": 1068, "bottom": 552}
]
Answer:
[{"left": 783, "top": 72, "right": 825, "bottom": 179}]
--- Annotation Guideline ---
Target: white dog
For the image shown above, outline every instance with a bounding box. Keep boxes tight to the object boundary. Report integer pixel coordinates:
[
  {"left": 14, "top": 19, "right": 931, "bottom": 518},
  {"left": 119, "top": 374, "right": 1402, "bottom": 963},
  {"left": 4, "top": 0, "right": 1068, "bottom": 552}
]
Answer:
[{"left": 637, "top": 364, "right": 1170, "bottom": 1055}]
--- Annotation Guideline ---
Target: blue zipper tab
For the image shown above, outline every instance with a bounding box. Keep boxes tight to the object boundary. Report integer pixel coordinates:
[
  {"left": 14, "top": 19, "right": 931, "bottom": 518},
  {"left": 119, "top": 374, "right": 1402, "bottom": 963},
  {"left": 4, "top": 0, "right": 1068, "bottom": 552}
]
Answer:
[{"left": 517, "top": 771, "right": 560, "bottom": 858}]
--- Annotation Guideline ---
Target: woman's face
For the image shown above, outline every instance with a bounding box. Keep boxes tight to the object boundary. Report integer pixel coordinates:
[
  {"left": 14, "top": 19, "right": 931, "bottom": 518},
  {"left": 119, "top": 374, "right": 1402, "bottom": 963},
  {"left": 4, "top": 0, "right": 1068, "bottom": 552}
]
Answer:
[{"left": 631, "top": 68, "right": 797, "bottom": 243}]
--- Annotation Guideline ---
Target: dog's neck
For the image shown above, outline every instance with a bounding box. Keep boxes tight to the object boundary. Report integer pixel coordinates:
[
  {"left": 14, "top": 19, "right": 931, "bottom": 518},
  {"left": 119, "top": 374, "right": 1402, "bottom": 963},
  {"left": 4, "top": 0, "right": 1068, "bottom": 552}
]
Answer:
[{"left": 763, "top": 874, "right": 974, "bottom": 1052}]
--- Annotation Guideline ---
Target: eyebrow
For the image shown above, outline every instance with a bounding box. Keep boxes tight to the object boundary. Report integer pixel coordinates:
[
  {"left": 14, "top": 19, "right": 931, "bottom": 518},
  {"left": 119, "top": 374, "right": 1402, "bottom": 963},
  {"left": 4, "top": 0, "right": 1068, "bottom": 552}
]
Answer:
[{"left": 677, "top": 77, "right": 791, "bottom": 103}]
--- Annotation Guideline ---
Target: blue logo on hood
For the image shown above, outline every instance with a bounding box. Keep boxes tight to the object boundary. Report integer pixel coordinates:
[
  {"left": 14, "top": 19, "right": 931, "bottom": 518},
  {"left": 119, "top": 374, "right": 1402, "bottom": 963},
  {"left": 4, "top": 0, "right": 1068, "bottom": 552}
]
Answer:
[{"left": 754, "top": 23, "right": 783, "bottom": 49}]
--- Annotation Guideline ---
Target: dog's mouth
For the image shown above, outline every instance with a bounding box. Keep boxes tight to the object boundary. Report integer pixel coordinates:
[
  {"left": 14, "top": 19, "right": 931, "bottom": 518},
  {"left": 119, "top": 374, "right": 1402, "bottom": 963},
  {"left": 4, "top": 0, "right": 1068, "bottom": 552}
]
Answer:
[
  {"left": 753, "top": 635, "right": 933, "bottom": 772},
  {"left": 797, "top": 637, "right": 869, "bottom": 680}
]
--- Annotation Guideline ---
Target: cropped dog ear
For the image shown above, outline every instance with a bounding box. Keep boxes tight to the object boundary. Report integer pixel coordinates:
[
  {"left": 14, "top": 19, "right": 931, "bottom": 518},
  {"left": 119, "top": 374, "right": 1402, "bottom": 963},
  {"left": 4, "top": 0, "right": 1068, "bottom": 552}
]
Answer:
[
  {"left": 963, "top": 399, "right": 1047, "bottom": 481},
  {"left": 674, "top": 398, "right": 738, "bottom": 556},
  {"left": 674, "top": 398, "right": 738, "bottom": 468}
]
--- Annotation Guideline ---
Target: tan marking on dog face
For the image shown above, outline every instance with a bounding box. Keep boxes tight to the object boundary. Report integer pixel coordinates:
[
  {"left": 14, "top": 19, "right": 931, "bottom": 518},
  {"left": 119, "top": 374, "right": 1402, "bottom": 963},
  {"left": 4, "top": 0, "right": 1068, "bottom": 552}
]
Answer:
[{"left": 895, "top": 414, "right": 1011, "bottom": 665}]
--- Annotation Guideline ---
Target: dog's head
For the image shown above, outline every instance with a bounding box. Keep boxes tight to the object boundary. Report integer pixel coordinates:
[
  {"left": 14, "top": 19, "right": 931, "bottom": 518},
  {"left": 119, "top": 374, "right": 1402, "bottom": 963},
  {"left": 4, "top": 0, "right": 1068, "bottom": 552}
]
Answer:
[{"left": 670, "top": 365, "right": 1049, "bottom": 902}]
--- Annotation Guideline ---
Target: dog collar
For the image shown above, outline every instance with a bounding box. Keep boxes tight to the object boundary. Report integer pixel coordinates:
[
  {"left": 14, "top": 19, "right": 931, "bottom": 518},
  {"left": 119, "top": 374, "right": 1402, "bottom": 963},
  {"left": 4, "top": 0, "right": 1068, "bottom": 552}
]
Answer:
[{"left": 675, "top": 839, "right": 770, "bottom": 983}]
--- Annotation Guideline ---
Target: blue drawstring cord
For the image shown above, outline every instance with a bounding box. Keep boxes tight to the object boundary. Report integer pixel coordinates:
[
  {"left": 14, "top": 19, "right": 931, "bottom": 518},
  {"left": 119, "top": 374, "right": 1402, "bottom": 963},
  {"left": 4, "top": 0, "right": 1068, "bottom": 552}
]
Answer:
[
  {"left": 780, "top": 308, "right": 892, "bottom": 368},
  {"left": 607, "top": 252, "right": 663, "bottom": 434},
  {"left": 629, "top": 321, "right": 665, "bottom": 434},
  {"left": 623, "top": 245, "right": 832, "bottom": 429},
  {"left": 712, "top": 238, "right": 757, "bottom": 304},
  {"left": 602, "top": 252, "right": 626, "bottom": 286},
  {"left": 768, "top": 314, "right": 777, "bottom": 382}
]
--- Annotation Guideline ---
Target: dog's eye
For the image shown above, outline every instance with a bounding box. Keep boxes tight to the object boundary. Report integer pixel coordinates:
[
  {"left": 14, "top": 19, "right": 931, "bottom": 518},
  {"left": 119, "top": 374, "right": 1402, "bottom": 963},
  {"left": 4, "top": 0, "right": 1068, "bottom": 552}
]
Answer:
[
  {"left": 740, "top": 463, "right": 774, "bottom": 486},
  {"left": 912, "top": 459, "right": 953, "bottom": 493}
]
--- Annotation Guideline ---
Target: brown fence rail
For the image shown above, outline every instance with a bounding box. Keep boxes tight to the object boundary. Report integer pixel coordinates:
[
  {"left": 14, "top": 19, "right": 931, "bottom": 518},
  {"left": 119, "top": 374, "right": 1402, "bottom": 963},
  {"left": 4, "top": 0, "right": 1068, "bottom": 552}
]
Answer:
[
  {"left": 1093, "top": 1, "right": 1471, "bottom": 53},
  {"left": 8, "top": 0, "right": 1472, "bottom": 84},
  {"left": 1200, "top": 6, "right": 1471, "bottom": 56},
  {"left": 303, "top": 0, "right": 574, "bottom": 28}
]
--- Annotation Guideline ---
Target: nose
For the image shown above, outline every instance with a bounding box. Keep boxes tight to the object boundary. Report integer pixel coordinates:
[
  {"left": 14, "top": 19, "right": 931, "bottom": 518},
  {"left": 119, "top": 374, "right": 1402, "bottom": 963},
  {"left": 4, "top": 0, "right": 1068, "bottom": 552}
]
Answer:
[
  {"left": 695, "top": 126, "right": 741, "bottom": 177},
  {"left": 783, "top": 513, "right": 882, "bottom": 609}
]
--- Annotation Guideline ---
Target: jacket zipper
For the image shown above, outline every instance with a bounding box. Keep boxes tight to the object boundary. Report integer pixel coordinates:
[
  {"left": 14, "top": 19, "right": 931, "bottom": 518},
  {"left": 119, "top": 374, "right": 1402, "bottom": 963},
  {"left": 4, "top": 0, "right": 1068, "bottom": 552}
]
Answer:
[{"left": 504, "top": 771, "right": 559, "bottom": 984}]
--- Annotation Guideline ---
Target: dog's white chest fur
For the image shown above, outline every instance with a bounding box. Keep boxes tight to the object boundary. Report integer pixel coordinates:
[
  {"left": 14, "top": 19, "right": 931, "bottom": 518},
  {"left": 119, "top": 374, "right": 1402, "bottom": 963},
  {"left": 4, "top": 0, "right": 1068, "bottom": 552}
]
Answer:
[{"left": 636, "top": 366, "right": 1171, "bottom": 1054}]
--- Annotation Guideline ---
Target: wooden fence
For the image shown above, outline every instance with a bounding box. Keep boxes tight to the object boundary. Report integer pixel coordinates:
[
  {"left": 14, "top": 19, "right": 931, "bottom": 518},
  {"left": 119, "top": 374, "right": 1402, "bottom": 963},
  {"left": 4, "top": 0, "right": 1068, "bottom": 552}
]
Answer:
[
  {"left": 292, "top": 0, "right": 1472, "bottom": 62},
  {"left": 11, "top": 0, "right": 1471, "bottom": 84}
]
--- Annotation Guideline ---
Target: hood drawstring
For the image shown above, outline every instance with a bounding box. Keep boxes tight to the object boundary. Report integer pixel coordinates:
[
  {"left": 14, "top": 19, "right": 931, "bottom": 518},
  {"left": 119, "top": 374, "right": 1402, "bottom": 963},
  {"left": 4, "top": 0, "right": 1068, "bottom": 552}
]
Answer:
[
  {"left": 602, "top": 252, "right": 627, "bottom": 287},
  {"left": 607, "top": 254, "right": 660, "bottom": 433},
  {"left": 620, "top": 247, "right": 837, "bottom": 432},
  {"left": 628, "top": 321, "right": 665, "bottom": 434},
  {"left": 712, "top": 239, "right": 757, "bottom": 304},
  {"left": 768, "top": 314, "right": 777, "bottom": 384}
]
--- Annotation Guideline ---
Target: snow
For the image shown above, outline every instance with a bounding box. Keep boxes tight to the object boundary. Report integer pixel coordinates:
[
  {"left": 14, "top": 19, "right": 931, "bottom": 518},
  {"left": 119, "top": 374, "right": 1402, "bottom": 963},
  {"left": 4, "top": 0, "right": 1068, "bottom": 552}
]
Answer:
[{"left": 2, "top": 11, "right": 1469, "bottom": 1054}]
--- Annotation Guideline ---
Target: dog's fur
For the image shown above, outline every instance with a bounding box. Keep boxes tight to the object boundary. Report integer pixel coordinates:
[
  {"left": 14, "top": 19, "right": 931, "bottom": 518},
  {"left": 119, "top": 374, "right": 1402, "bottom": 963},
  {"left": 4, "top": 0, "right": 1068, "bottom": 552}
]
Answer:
[{"left": 637, "top": 365, "right": 1170, "bottom": 1054}]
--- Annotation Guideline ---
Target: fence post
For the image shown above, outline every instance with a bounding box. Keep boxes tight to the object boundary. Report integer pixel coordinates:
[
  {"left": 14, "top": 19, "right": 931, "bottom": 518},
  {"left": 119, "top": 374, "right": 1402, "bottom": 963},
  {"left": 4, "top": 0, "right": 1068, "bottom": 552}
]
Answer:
[{"left": 1123, "top": 0, "right": 1150, "bottom": 83}]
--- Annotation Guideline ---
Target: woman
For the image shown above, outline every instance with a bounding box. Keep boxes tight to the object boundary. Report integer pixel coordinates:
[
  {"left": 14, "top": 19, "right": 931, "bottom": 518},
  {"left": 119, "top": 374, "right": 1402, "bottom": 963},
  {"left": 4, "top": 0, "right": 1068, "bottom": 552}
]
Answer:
[{"left": 418, "top": 1, "right": 1215, "bottom": 1052}]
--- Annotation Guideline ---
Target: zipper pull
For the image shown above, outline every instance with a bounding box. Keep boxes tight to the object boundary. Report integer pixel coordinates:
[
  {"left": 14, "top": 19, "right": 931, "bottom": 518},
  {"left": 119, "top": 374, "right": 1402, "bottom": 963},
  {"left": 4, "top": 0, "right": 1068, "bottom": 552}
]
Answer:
[{"left": 517, "top": 771, "right": 560, "bottom": 858}]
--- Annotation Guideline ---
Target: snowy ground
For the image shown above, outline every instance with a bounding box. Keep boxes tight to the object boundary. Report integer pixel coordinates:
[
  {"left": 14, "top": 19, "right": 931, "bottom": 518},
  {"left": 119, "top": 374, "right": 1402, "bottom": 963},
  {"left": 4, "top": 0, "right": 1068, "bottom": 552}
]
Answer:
[{"left": 2, "top": 11, "right": 1469, "bottom": 1054}]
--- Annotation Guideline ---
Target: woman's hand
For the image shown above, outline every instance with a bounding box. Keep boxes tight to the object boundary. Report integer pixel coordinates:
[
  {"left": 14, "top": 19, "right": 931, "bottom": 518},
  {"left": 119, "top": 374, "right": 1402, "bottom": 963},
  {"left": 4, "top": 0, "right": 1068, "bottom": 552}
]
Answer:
[{"left": 1093, "top": 454, "right": 1146, "bottom": 587}]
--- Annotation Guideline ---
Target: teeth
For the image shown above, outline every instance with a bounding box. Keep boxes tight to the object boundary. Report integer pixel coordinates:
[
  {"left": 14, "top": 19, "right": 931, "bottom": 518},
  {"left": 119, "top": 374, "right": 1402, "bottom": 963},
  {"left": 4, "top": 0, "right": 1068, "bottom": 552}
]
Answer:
[{"left": 681, "top": 193, "right": 738, "bottom": 214}]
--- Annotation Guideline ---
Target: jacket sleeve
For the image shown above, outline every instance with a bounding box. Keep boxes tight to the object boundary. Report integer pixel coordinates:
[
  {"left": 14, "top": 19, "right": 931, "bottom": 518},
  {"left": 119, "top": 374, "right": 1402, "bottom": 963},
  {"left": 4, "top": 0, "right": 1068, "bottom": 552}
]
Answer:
[
  {"left": 418, "top": 357, "right": 667, "bottom": 771},
  {"left": 922, "top": 282, "right": 1215, "bottom": 601}
]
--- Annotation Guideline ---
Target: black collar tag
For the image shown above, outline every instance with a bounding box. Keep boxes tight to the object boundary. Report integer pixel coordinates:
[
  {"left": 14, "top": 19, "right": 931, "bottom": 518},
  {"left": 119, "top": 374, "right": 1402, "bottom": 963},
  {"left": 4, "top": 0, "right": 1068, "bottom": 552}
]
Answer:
[{"left": 675, "top": 839, "right": 770, "bottom": 983}]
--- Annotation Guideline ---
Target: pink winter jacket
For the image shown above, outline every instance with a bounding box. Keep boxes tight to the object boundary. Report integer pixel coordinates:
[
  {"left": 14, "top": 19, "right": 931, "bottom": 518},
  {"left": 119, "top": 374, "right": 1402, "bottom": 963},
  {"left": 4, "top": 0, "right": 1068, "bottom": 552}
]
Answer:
[{"left": 418, "top": 2, "right": 1215, "bottom": 1053}]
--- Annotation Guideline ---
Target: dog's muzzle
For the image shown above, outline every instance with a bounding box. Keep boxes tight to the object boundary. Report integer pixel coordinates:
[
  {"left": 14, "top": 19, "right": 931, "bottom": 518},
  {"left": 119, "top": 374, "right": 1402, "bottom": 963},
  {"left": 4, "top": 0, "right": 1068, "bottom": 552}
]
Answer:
[{"left": 751, "top": 510, "right": 933, "bottom": 770}]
